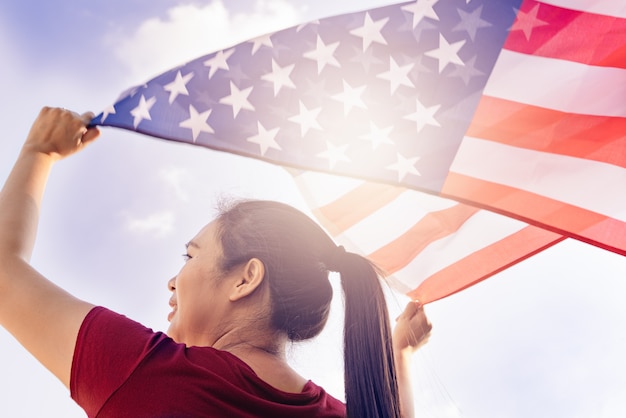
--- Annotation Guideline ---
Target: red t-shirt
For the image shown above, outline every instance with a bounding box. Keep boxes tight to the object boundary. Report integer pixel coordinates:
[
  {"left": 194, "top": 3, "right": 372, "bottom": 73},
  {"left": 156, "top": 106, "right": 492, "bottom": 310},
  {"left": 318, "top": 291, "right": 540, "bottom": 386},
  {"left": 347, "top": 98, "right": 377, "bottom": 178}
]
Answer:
[{"left": 70, "top": 307, "right": 346, "bottom": 417}]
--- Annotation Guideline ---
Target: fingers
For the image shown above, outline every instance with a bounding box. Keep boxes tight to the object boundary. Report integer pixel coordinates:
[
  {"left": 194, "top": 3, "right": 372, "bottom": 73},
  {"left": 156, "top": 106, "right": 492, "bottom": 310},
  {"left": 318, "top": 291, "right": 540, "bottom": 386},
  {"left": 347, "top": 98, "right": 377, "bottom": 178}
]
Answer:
[
  {"left": 396, "top": 300, "right": 421, "bottom": 322},
  {"left": 26, "top": 107, "right": 101, "bottom": 158}
]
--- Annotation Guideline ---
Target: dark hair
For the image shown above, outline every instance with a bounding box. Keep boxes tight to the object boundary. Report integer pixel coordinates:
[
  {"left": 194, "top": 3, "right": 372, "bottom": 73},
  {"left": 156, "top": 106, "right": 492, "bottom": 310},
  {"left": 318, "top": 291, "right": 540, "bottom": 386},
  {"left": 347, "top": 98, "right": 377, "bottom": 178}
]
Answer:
[{"left": 214, "top": 199, "right": 400, "bottom": 418}]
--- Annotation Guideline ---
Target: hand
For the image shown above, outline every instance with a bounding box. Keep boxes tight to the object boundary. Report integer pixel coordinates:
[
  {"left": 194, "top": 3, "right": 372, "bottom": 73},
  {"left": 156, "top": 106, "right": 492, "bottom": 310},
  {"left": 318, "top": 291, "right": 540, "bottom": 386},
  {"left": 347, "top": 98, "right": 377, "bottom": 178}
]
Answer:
[
  {"left": 393, "top": 300, "right": 432, "bottom": 355},
  {"left": 23, "top": 107, "right": 100, "bottom": 160}
]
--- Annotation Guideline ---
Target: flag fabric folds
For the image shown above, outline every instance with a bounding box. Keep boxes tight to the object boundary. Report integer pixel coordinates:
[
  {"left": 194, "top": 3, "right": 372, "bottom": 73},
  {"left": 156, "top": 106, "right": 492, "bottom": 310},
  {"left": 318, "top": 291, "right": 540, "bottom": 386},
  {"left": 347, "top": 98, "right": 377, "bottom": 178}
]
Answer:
[
  {"left": 92, "top": 0, "right": 624, "bottom": 300},
  {"left": 289, "top": 169, "right": 563, "bottom": 303}
]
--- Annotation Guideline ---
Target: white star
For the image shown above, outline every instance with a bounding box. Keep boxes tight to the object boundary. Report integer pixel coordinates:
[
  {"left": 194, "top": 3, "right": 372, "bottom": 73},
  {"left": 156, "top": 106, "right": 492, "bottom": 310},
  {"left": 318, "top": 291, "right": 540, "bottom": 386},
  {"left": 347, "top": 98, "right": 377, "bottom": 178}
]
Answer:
[
  {"left": 219, "top": 82, "right": 255, "bottom": 118},
  {"left": 247, "top": 121, "right": 281, "bottom": 155},
  {"left": 386, "top": 152, "right": 420, "bottom": 181},
  {"left": 303, "top": 36, "right": 341, "bottom": 74},
  {"left": 401, "top": 0, "right": 440, "bottom": 28},
  {"left": 261, "top": 60, "right": 296, "bottom": 96},
  {"left": 453, "top": 6, "right": 492, "bottom": 42},
  {"left": 331, "top": 80, "right": 367, "bottom": 116},
  {"left": 100, "top": 103, "right": 116, "bottom": 123},
  {"left": 317, "top": 141, "right": 351, "bottom": 169},
  {"left": 288, "top": 101, "right": 323, "bottom": 137},
  {"left": 360, "top": 121, "right": 394, "bottom": 150},
  {"left": 179, "top": 105, "right": 214, "bottom": 141},
  {"left": 350, "top": 13, "right": 389, "bottom": 51},
  {"left": 511, "top": 3, "right": 550, "bottom": 40},
  {"left": 203, "top": 48, "right": 235, "bottom": 79},
  {"left": 130, "top": 95, "right": 156, "bottom": 128},
  {"left": 163, "top": 71, "right": 194, "bottom": 104},
  {"left": 403, "top": 99, "right": 441, "bottom": 132},
  {"left": 296, "top": 20, "right": 320, "bottom": 32},
  {"left": 424, "top": 34, "right": 466, "bottom": 73},
  {"left": 249, "top": 33, "right": 273, "bottom": 55},
  {"left": 377, "top": 57, "right": 415, "bottom": 94}
]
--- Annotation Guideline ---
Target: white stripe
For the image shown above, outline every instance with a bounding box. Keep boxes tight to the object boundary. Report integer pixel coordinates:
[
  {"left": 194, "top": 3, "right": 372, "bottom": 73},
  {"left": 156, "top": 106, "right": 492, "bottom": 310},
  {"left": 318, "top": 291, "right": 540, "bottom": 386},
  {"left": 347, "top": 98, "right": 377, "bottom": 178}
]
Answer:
[
  {"left": 391, "top": 210, "right": 529, "bottom": 289},
  {"left": 450, "top": 137, "right": 626, "bottom": 222},
  {"left": 335, "top": 189, "right": 457, "bottom": 254},
  {"left": 484, "top": 49, "right": 626, "bottom": 118},
  {"left": 540, "top": 0, "right": 626, "bottom": 19}
]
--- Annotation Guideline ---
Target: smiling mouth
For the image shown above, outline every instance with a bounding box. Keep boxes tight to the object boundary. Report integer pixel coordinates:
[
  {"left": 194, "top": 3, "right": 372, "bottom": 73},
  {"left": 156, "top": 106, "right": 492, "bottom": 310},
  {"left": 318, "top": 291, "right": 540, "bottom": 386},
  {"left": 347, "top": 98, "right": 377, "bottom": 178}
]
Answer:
[{"left": 167, "top": 306, "right": 177, "bottom": 322}]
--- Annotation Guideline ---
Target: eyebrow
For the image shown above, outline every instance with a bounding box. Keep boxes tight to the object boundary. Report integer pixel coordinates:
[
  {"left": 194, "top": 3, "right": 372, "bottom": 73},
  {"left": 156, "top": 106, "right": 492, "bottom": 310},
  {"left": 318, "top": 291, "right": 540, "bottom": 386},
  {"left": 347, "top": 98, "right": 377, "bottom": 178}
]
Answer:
[{"left": 185, "top": 241, "right": 200, "bottom": 249}]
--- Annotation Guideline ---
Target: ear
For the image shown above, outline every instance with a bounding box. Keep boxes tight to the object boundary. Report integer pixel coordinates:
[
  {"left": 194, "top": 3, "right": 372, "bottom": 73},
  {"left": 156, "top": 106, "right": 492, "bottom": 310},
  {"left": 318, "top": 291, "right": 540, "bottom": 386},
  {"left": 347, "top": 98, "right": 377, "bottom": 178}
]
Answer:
[{"left": 229, "top": 258, "right": 266, "bottom": 302}]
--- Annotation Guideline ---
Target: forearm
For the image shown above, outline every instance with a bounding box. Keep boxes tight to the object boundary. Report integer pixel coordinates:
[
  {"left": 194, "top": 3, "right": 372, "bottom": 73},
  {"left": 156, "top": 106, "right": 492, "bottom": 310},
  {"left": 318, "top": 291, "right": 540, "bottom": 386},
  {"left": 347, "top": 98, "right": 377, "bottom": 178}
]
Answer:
[
  {"left": 0, "top": 146, "right": 54, "bottom": 263},
  {"left": 395, "top": 349, "right": 415, "bottom": 418}
]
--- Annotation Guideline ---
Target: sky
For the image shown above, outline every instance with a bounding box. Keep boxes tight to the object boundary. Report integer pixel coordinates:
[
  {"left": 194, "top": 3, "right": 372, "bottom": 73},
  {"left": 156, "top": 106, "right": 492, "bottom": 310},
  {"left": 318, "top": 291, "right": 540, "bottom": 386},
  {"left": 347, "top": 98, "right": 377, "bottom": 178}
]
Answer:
[{"left": 1, "top": 1, "right": 626, "bottom": 417}]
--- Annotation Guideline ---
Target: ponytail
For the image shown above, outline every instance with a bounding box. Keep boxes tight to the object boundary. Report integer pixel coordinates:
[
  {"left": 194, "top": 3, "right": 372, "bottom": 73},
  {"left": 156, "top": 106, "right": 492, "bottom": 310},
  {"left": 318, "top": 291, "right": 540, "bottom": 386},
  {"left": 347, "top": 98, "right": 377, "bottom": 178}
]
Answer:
[{"left": 331, "top": 250, "right": 401, "bottom": 418}]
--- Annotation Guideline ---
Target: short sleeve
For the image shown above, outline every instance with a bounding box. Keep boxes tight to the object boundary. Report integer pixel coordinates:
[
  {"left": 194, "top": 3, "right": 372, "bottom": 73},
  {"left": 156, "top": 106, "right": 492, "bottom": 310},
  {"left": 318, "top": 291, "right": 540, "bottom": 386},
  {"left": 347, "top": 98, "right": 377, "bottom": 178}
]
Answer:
[{"left": 70, "top": 306, "right": 170, "bottom": 416}]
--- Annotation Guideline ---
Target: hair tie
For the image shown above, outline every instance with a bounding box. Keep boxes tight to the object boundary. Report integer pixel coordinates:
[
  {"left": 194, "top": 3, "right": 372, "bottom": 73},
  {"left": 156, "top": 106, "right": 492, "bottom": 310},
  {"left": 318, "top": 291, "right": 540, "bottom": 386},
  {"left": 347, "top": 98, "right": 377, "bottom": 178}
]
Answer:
[{"left": 327, "top": 245, "right": 346, "bottom": 272}]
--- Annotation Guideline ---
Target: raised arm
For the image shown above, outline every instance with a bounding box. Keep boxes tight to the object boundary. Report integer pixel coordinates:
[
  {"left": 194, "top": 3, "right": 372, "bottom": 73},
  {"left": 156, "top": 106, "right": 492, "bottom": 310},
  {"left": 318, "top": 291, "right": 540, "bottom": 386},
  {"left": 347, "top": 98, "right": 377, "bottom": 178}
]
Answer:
[
  {"left": 393, "top": 300, "right": 432, "bottom": 418},
  {"left": 0, "top": 107, "right": 100, "bottom": 388}
]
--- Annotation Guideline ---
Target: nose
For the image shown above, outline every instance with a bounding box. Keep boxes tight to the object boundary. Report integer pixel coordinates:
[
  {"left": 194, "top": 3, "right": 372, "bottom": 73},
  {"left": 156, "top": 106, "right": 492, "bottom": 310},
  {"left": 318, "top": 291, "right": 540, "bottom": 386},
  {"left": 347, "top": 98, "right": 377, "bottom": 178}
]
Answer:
[{"left": 167, "top": 276, "right": 177, "bottom": 292}]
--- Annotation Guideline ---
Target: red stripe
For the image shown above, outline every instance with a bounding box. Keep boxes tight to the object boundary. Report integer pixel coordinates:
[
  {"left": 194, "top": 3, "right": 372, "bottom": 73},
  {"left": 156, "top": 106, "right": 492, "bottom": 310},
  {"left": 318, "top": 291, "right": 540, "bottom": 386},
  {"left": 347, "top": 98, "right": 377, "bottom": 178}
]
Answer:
[
  {"left": 467, "top": 96, "right": 626, "bottom": 168},
  {"left": 442, "top": 172, "right": 626, "bottom": 255},
  {"left": 367, "top": 204, "right": 479, "bottom": 274},
  {"left": 408, "top": 225, "right": 565, "bottom": 303},
  {"left": 312, "top": 182, "right": 404, "bottom": 235},
  {"left": 506, "top": 0, "right": 626, "bottom": 69}
]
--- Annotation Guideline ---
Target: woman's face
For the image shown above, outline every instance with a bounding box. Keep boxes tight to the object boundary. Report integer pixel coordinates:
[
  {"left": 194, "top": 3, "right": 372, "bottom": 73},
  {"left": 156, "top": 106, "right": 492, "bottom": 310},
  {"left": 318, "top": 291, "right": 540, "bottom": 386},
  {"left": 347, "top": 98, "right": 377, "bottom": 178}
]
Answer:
[{"left": 166, "top": 221, "right": 235, "bottom": 347}]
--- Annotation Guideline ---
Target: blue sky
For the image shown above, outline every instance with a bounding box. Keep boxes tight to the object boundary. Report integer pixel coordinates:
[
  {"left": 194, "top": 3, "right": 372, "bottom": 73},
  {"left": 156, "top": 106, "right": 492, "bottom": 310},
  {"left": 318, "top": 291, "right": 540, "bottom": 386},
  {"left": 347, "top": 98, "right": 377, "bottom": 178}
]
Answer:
[{"left": 1, "top": 1, "right": 626, "bottom": 417}]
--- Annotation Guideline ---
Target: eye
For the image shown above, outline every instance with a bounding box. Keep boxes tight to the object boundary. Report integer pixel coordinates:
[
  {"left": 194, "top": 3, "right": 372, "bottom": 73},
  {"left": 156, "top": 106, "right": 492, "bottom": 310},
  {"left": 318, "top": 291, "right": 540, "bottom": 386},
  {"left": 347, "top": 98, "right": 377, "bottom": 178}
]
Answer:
[{"left": 182, "top": 253, "right": 192, "bottom": 262}]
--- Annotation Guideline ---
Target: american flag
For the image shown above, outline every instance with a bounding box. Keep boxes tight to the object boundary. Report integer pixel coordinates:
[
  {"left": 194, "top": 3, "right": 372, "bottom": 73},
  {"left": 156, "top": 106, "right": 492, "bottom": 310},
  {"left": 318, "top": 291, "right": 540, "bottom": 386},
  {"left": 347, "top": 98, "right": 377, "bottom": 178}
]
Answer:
[{"left": 92, "top": 0, "right": 624, "bottom": 301}]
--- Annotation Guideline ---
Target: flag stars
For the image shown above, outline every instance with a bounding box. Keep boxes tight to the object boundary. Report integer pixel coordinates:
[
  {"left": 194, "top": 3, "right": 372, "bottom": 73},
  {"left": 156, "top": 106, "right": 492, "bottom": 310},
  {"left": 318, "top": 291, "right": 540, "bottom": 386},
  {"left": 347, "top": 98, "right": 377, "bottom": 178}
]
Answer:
[
  {"left": 350, "top": 13, "right": 389, "bottom": 51},
  {"left": 317, "top": 141, "right": 351, "bottom": 169},
  {"left": 179, "top": 105, "right": 214, "bottom": 141},
  {"left": 448, "top": 55, "right": 483, "bottom": 85},
  {"left": 404, "top": 99, "right": 441, "bottom": 132},
  {"left": 163, "top": 71, "right": 194, "bottom": 104},
  {"left": 387, "top": 152, "right": 421, "bottom": 181},
  {"left": 401, "top": 0, "right": 440, "bottom": 28},
  {"left": 130, "top": 95, "right": 156, "bottom": 128},
  {"left": 425, "top": 34, "right": 466, "bottom": 73},
  {"left": 453, "top": 6, "right": 492, "bottom": 42},
  {"left": 360, "top": 121, "right": 394, "bottom": 150},
  {"left": 377, "top": 57, "right": 415, "bottom": 94},
  {"left": 511, "top": 3, "right": 549, "bottom": 40},
  {"left": 203, "top": 48, "right": 235, "bottom": 79},
  {"left": 249, "top": 33, "right": 273, "bottom": 55},
  {"left": 261, "top": 60, "right": 296, "bottom": 96},
  {"left": 219, "top": 81, "right": 255, "bottom": 118},
  {"left": 247, "top": 121, "right": 281, "bottom": 155},
  {"left": 289, "top": 101, "right": 323, "bottom": 137},
  {"left": 331, "top": 80, "right": 367, "bottom": 116},
  {"left": 303, "top": 36, "right": 341, "bottom": 74},
  {"left": 100, "top": 103, "right": 116, "bottom": 123}
]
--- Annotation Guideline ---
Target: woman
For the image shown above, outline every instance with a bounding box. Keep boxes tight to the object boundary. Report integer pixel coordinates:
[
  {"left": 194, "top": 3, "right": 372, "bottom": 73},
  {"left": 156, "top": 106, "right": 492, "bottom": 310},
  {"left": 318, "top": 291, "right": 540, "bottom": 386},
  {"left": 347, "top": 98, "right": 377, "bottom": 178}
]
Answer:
[{"left": 0, "top": 107, "right": 431, "bottom": 417}]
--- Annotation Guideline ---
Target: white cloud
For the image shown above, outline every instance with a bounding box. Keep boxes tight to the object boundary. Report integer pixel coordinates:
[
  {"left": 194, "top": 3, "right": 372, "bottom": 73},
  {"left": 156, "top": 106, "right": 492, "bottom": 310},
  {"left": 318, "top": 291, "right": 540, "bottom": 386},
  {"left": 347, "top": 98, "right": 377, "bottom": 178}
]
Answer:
[
  {"left": 108, "top": 0, "right": 306, "bottom": 82},
  {"left": 127, "top": 211, "right": 176, "bottom": 237}
]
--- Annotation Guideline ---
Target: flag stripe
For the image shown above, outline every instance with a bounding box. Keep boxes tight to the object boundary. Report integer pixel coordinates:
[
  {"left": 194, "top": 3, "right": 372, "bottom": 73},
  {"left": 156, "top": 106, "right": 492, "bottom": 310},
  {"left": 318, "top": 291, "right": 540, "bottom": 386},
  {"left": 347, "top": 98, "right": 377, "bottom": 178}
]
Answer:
[
  {"left": 313, "top": 182, "right": 406, "bottom": 235},
  {"left": 335, "top": 190, "right": 457, "bottom": 255},
  {"left": 442, "top": 172, "right": 626, "bottom": 255},
  {"left": 406, "top": 225, "right": 566, "bottom": 303},
  {"left": 507, "top": 0, "right": 626, "bottom": 69},
  {"left": 484, "top": 50, "right": 626, "bottom": 118},
  {"left": 468, "top": 96, "right": 626, "bottom": 168},
  {"left": 448, "top": 137, "right": 626, "bottom": 221},
  {"left": 540, "top": 0, "right": 626, "bottom": 19},
  {"left": 367, "top": 204, "right": 479, "bottom": 274}
]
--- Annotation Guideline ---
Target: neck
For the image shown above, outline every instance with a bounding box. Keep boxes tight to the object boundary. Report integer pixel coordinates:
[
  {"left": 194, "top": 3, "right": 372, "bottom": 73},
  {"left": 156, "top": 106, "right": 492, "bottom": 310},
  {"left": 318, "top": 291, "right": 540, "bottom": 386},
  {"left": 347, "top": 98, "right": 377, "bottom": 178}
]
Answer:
[{"left": 212, "top": 326, "right": 287, "bottom": 359}]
